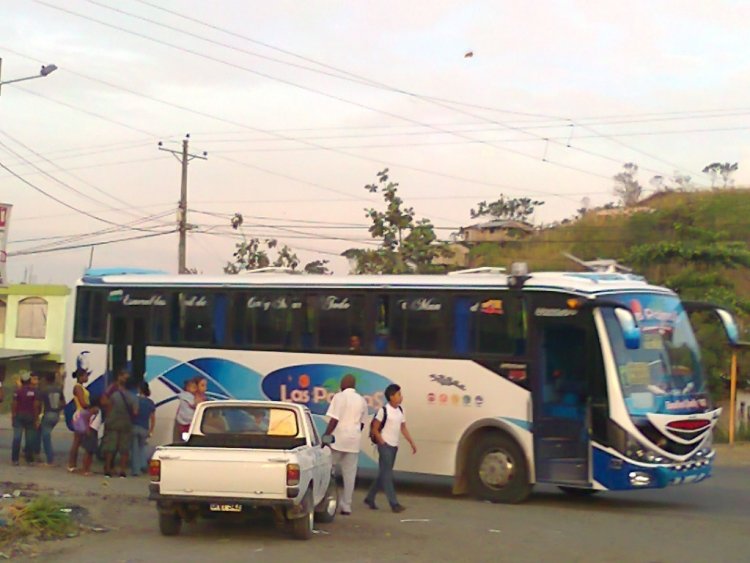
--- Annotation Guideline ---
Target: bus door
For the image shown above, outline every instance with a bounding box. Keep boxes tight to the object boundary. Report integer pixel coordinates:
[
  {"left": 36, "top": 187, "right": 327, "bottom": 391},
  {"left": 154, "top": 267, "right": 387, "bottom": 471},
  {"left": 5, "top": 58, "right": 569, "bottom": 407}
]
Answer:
[
  {"left": 105, "top": 294, "right": 150, "bottom": 389},
  {"left": 530, "top": 300, "right": 592, "bottom": 485}
]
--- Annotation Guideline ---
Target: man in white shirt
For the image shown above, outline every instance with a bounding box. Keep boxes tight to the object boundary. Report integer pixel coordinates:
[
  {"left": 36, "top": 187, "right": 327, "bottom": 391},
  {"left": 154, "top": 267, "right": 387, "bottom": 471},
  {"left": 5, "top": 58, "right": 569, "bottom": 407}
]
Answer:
[
  {"left": 323, "top": 374, "right": 368, "bottom": 515},
  {"left": 365, "top": 384, "right": 417, "bottom": 513}
]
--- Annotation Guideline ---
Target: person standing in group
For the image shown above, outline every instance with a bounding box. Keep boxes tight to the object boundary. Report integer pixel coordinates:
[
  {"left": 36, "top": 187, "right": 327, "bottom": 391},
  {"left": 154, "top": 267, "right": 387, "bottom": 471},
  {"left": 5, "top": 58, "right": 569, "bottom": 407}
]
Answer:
[
  {"left": 38, "top": 372, "right": 65, "bottom": 466},
  {"left": 173, "top": 377, "right": 198, "bottom": 442},
  {"left": 68, "top": 368, "right": 98, "bottom": 475},
  {"left": 11, "top": 372, "right": 41, "bottom": 466},
  {"left": 323, "top": 374, "right": 369, "bottom": 515},
  {"left": 29, "top": 373, "right": 43, "bottom": 463},
  {"left": 131, "top": 381, "right": 156, "bottom": 476},
  {"left": 364, "top": 384, "right": 417, "bottom": 513},
  {"left": 100, "top": 369, "right": 139, "bottom": 478}
]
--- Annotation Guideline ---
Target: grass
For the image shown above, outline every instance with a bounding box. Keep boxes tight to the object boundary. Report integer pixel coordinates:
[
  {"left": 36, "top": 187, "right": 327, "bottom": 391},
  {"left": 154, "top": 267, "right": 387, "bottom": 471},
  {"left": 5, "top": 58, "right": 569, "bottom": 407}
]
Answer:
[{"left": 0, "top": 496, "right": 76, "bottom": 548}]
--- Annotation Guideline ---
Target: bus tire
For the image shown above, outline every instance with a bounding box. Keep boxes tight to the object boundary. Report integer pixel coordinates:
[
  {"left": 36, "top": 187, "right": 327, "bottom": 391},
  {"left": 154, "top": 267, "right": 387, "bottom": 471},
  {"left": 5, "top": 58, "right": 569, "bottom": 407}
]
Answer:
[
  {"left": 467, "top": 433, "right": 531, "bottom": 504},
  {"left": 158, "top": 510, "right": 182, "bottom": 536}
]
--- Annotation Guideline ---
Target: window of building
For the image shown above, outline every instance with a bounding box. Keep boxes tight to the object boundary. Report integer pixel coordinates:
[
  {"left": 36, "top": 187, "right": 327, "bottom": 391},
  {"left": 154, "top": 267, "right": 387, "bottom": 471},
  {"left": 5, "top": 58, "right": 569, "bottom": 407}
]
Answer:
[{"left": 16, "top": 297, "right": 48, "bottom": 339}]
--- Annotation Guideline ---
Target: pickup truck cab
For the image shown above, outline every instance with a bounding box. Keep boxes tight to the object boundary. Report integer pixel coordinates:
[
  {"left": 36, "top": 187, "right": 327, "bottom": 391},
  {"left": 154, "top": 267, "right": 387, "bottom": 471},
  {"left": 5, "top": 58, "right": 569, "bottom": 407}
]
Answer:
[{"left": 148, "top": 400, "right": 338, "bottom": 540}]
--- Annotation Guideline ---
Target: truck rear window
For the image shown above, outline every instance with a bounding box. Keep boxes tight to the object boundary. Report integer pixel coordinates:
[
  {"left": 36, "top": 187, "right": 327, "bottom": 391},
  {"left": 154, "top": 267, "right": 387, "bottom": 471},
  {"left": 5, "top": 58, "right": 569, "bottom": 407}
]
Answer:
[{"left": 200, "top": 406, "right": 299, "bottom": 437}]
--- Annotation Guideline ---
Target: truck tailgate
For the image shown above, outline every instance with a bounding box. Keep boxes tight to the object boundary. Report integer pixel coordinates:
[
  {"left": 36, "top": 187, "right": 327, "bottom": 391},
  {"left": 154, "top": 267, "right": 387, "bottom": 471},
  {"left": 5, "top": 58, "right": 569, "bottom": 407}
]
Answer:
[{"left": 158, "top": 448, "right": 290, "bottom": 499}]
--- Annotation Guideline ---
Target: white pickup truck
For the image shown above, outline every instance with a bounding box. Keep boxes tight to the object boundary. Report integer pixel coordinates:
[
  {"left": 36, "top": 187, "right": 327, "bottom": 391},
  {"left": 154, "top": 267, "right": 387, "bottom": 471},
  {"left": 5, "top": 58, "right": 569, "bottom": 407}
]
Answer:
[{"left": 148, "top": 400, "right": 338, "bottom": 540}]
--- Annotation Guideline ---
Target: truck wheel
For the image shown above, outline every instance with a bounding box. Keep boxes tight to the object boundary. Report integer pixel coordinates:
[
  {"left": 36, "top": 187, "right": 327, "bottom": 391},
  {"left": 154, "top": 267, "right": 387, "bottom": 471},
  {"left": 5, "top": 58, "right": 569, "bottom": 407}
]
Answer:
[
  {"left": 158, "top": 511, "right": 182, "bottom": 536},
  {"left": 315, "top": 476, "right": 338, "bottom": 524},
  {"left": 290, "top": 491, "right": 314, "bottom": 540},
  {"left": 467, "top": 433, "right": 531, "bottom": 504}
]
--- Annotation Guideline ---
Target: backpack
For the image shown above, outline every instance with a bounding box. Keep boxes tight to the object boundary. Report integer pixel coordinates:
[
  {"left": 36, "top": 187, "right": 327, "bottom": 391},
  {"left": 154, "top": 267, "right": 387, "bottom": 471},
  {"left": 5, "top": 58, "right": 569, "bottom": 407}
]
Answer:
[{"left": 369, "top": 405, "right": 402, "bottom": 445}]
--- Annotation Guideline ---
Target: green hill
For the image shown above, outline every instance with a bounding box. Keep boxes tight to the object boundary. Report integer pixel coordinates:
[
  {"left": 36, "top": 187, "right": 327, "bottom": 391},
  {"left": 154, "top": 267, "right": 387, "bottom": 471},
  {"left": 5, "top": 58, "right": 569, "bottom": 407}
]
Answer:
[{"left": 468, "top": 188, "right": 750, "bottom": 396}]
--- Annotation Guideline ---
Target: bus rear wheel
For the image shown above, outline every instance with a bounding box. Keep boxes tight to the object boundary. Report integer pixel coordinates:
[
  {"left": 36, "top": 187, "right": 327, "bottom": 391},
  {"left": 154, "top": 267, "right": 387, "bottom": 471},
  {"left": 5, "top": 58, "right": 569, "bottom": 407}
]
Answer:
[{"left": 467, "top": 433, "right": 531, "bottom": 504}]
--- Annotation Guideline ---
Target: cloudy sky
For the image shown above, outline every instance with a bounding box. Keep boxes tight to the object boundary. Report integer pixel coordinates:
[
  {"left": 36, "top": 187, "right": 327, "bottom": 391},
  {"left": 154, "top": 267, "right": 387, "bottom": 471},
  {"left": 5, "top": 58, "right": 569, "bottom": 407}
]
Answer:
[{"left": 2, "top": 0, "right": 749, "bottom": 283}]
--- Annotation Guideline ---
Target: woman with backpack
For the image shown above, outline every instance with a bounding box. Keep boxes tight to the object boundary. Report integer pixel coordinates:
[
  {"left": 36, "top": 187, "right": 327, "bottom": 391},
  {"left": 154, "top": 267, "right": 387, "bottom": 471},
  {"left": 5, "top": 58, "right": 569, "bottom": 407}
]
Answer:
[{"left": 365, "top": 384, "right": 417, "bottom": 513}]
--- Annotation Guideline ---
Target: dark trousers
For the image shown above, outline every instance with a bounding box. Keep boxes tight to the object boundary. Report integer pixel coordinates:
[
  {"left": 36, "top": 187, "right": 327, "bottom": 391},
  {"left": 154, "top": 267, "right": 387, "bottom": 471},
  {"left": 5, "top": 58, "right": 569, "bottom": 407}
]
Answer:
[
  {"left": 12, "top": 415, "right": 37, "bottom": 464},
  {"left": 365, "top": 444, "right": 399, "bottom": 508}
]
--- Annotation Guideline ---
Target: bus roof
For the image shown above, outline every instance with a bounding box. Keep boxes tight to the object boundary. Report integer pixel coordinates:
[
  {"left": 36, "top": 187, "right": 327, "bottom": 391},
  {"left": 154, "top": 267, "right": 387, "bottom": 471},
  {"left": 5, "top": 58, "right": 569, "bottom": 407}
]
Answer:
[{"left": 78, "top": 271, "right": 675, "bottom": 297}]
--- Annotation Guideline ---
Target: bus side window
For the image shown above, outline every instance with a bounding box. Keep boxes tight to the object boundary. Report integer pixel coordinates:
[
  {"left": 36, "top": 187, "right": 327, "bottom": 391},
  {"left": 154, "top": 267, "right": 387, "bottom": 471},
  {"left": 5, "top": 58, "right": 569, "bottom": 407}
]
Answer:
[
  {"left": 231, "top": 293, "right": 245, "bottom": 346},
  {"left": 213, "top": 293, "right": 227, "bottom": 345},
  {"left": 374, "top": 296, "right": 390, "bottom": 353},
  {"left": 453, "top": 297, "right": 472, "bottom": 355}
]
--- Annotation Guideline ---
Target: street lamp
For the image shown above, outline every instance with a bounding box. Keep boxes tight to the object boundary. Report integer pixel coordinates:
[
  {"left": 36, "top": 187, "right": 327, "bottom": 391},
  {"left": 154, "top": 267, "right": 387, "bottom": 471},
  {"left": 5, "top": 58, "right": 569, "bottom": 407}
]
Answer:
[{"left": 0, "top": 58, "right": 58, "bottom": 95}]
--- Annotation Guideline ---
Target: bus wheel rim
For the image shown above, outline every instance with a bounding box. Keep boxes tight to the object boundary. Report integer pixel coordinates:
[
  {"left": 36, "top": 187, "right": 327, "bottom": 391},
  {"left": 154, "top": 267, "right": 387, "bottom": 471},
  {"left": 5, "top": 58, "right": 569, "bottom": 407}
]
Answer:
[{"left": 478, "top": 449, "right": 514, "bottom": 489}]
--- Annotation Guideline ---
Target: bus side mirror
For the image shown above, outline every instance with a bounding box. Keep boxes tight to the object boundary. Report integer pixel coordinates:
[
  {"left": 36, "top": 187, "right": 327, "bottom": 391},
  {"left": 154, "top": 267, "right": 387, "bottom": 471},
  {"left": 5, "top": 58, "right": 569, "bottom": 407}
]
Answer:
[
  {"left": 682, "top": 301, "right": 741, "bottom": 347},
  {"left": 614, "top": 308, "right": 641, "bottom": 350},
  {"left": 715, "top": 308, "right": 740, "bottom": 346}
]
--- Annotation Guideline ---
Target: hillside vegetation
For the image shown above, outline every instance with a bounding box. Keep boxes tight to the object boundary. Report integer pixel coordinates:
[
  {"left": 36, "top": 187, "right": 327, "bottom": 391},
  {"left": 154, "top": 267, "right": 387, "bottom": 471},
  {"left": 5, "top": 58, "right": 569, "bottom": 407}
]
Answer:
[{"left": 469, "top": 188, "right": 750, "bottom": 396}]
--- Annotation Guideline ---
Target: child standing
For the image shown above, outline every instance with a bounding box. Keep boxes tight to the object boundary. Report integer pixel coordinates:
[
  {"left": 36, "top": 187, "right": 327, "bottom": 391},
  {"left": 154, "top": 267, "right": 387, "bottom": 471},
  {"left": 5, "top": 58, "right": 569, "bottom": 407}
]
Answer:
[
  {"left": 173, "top": 378, "right": 198, "bottom": 442},
  {"left": 364, "top": 384, "right": 417, "bottom": 513}
]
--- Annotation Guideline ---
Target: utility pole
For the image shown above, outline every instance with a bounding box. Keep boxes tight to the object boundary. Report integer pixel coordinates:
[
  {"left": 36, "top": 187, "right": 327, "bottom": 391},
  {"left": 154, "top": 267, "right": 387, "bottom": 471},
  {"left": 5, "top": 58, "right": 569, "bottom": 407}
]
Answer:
[{"left": 158, "top": 135, "right": 207, "bottom": 274}]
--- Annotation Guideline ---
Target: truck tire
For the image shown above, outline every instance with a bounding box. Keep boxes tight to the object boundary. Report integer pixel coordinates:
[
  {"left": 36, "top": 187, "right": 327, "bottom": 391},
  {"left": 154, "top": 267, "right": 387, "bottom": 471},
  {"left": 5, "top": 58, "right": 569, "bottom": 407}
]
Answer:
[
  {"left": 158, "top": 511, "right": 182, "bottom": 536},
  {"left": 290, "top": 491, "right": 314, "bottom": 540},
  {"left": 467, "top": 433, "right": 531, "bottom": 504},
  {"left": 314, "top": 476, "right": 338, "bottom": 524}
]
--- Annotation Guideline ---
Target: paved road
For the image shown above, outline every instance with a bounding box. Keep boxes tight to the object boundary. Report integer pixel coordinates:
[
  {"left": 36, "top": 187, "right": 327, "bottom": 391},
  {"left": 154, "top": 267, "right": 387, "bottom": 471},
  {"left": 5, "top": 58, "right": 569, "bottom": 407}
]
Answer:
[
  {"left": 1, "top": 453, "right": 748, "bottom": 563},
  {"left": 2, "top": 417, "right": 749, "bottom": 563}
]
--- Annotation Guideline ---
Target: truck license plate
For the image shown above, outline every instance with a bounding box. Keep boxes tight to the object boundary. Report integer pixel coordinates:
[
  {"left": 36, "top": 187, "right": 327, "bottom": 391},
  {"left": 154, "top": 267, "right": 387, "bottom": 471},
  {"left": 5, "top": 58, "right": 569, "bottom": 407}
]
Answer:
[{"left": 209, "top": 504, "right": 243, "bottom": 513}]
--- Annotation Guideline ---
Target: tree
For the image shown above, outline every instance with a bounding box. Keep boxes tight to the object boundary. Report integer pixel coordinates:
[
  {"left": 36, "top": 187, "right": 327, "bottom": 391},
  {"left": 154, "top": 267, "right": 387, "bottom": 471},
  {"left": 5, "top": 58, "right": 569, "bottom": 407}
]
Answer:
[
  {"left": 346, "top": 169, "right": 448, "bottom": 274},
  {"left": 470, "top": 195, "right": 544, "bottom": 223},
  {"left": 613, "top": 162, "right": 642, "bottom": 207},
  {"left": 650, "top": 175, "right": 665, "bottom": 192},
  {"left": 672, "top": 172, "right": 693, "bottom": 191},
  {"left": 224, "top": 212, "right": 317, "bottom": 274},
  {"left": 304, "top": 260, "right": 331, "bottom": 274},
  {"left": 703, "top": 162, "right": 738, "bottom": 188},
  {"left": 224, "top": 237, "right": 300, "bottom": 274}
]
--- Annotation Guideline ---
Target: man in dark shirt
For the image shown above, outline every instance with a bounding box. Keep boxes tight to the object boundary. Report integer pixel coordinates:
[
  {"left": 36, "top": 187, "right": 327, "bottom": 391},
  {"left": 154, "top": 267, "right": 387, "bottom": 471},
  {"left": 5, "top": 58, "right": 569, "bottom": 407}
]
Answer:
[
  {"left": 38, "top": 373, "right": 65, "bottom": 466},
  {"left": 11, "top": 372, "right": 41, "bottom": 465}
]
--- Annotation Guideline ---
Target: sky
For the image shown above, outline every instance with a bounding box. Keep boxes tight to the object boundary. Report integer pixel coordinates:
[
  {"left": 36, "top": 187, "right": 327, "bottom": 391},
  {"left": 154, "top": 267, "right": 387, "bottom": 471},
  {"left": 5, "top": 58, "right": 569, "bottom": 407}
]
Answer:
[{"left": 2, "top": 0, "right": 749, "bottom": 284}]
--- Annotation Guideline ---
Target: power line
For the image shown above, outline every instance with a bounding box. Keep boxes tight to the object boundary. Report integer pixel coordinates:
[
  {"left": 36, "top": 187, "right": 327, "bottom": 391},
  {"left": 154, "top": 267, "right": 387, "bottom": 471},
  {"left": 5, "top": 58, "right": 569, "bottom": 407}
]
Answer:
[
  {"left": 113, "top": 0, "right": 696, "bottom": 182},
  {"left": 8, "top": 229, "right": 177, "bottom": 257},
  {"left": 0, "top": 155, "right": 173, "bottom": 233},
  {"left": 34, "top": 1, "right": 651, "bottom": 189},
  {"left": 0, "top": 129, "right": 161, "bottom": 221}
]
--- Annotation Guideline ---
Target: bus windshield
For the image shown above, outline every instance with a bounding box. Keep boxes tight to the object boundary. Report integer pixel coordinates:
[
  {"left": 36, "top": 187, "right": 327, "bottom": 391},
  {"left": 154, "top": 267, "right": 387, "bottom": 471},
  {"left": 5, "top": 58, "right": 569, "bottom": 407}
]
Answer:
[{"left": 603, "top": 293, "right": 709, "bottom": 416}]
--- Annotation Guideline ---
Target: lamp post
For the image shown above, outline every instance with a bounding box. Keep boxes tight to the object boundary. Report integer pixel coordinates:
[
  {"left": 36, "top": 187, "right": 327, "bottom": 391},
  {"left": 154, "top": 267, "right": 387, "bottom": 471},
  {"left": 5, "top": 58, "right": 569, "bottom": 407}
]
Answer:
[{"left": 0, "top": 58, "right": 58, "bottom": 95}]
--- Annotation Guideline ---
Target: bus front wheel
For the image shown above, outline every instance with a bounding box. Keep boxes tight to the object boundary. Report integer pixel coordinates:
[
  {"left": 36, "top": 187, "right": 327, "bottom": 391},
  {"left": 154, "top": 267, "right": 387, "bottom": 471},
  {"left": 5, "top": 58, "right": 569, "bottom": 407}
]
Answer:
[{"left": 467, "top": 433, "right": 531, "bottom": 504}]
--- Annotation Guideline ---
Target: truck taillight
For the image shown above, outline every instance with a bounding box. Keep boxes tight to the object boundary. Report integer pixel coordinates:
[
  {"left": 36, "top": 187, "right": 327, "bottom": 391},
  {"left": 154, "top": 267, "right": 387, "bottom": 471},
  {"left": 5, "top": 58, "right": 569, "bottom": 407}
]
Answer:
[
  {"left": 149, "top": 459, "right": 161, "bottom": 481},
  {"left": 286, "top": 463, "right": 300, "bottom": 486}
]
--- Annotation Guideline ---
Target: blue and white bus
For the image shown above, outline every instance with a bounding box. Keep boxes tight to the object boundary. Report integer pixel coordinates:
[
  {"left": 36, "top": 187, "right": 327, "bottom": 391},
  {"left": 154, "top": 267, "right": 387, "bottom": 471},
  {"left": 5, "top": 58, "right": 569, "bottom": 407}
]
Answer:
[{"left": 64, "top": 266, "right": 739, "bottom": 503}]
